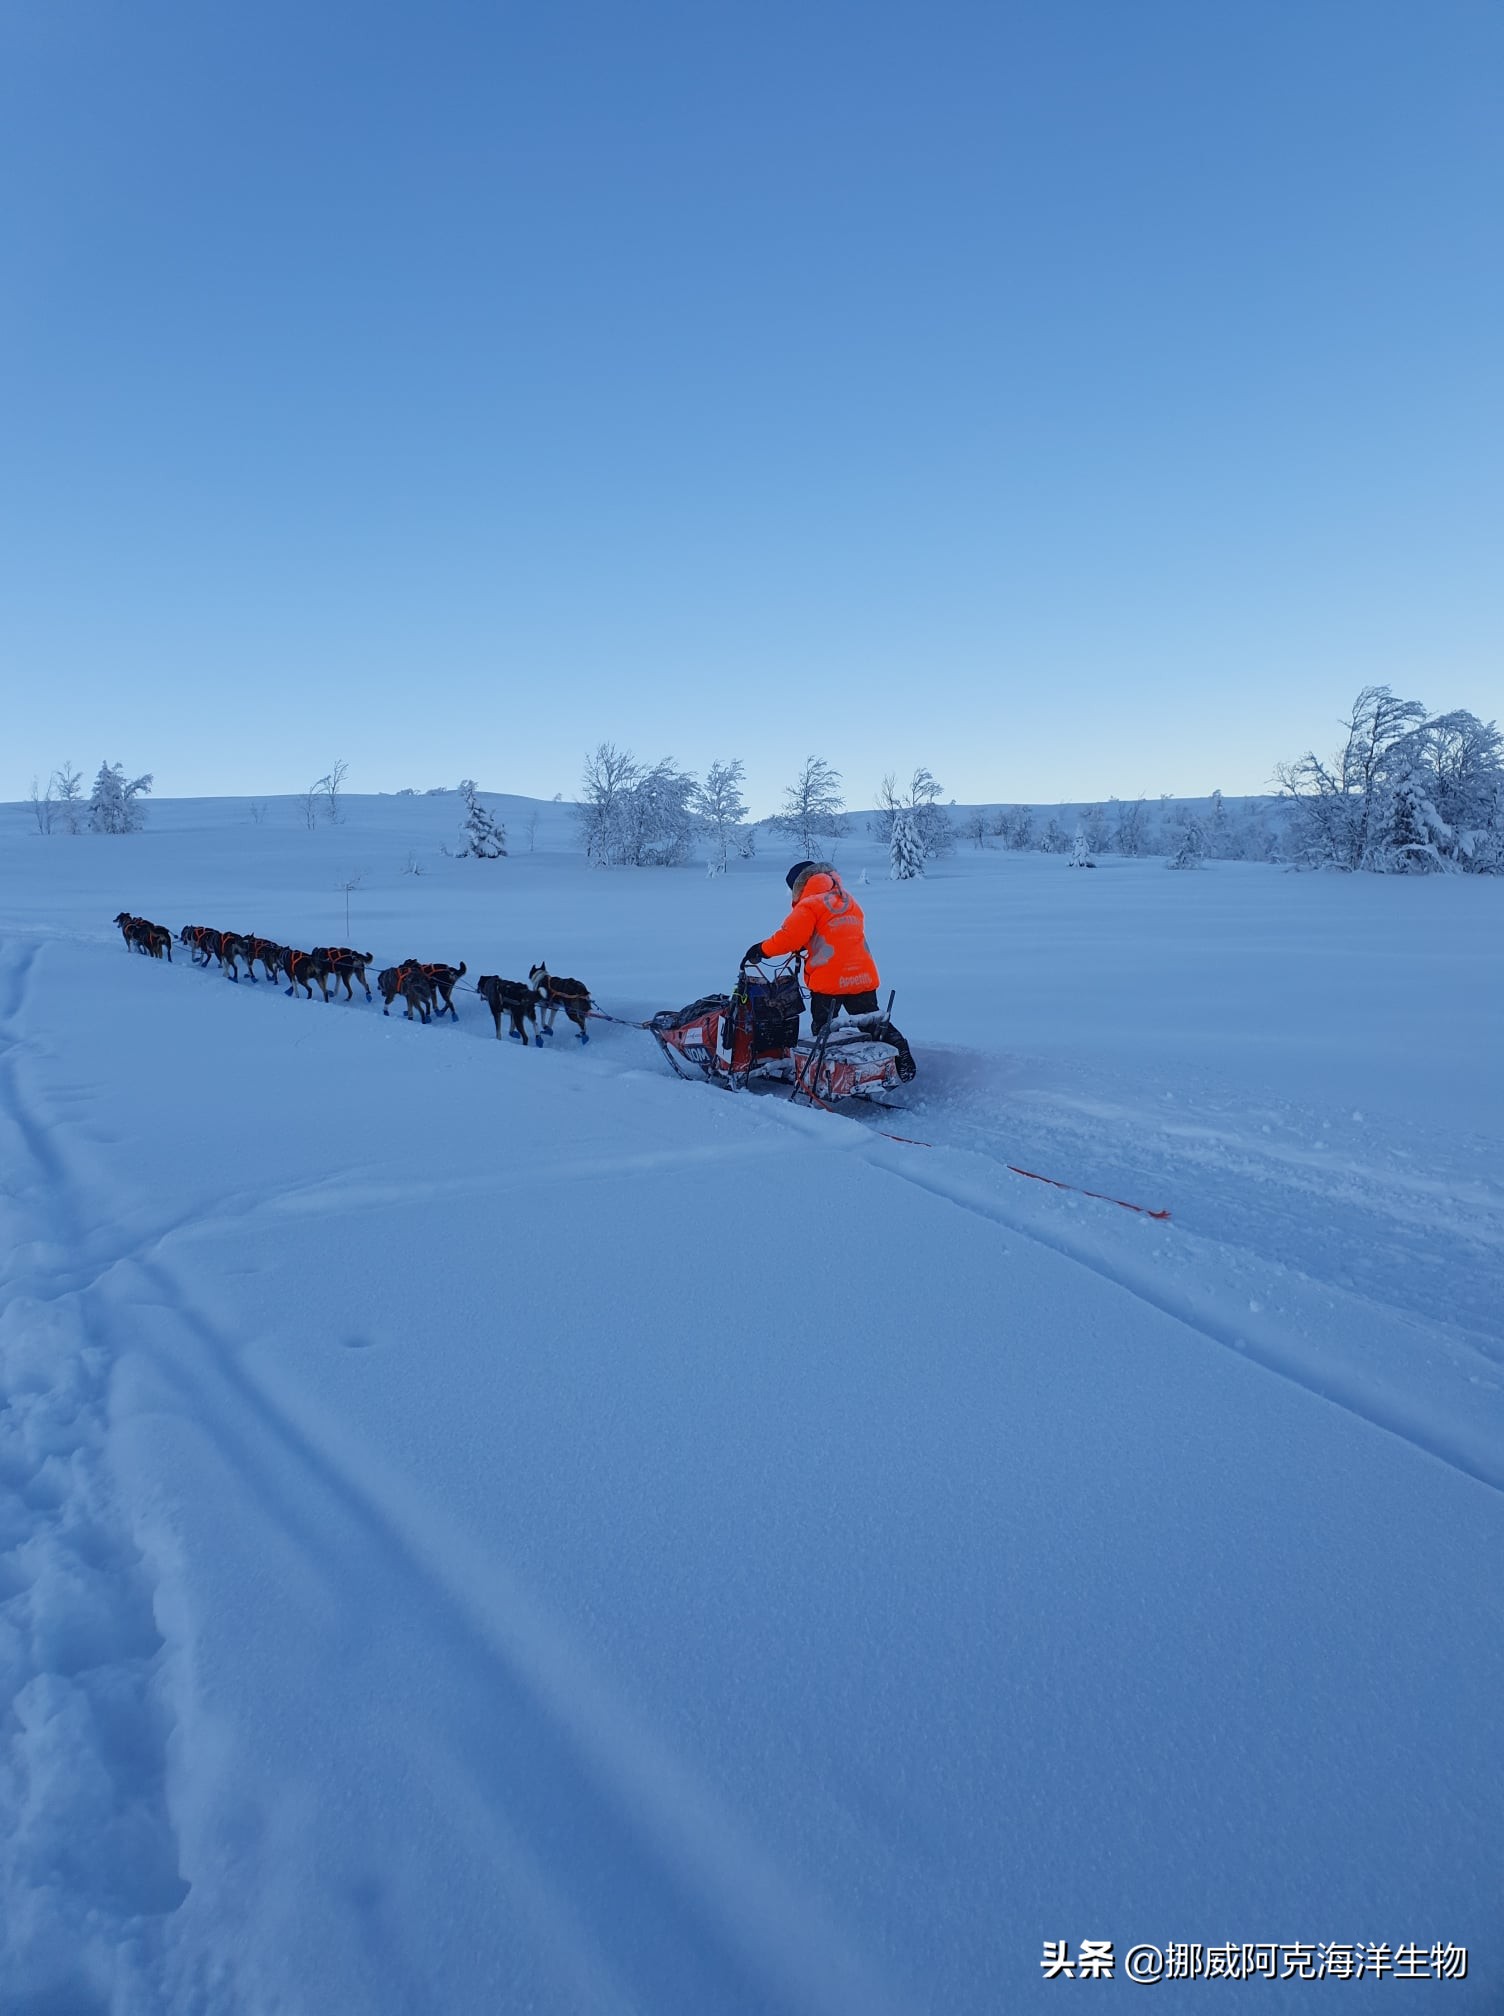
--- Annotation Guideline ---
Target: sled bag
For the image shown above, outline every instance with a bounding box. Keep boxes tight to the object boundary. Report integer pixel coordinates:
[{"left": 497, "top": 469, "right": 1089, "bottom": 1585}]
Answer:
[{"left": 742, "top": 972, "right": 804, "bottom": 1052}]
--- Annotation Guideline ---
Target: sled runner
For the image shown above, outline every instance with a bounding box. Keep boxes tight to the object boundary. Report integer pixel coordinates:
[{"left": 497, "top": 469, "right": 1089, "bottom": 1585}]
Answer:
[{"left": 649, "top": 962, "right": 906, "bottom": 1105}]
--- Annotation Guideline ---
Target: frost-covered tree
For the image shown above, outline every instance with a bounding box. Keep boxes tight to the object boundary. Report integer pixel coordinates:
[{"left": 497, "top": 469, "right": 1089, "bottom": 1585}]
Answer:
[
  {"left": 1069, "top": 827, "right": 1094, "bottom": 868},
  {"left": 1166, "top": 810, "right": 1207, "bottom": 869},
  {"left": 960, "top": 809, "right": 992, "bottom": 849},
  {"left": 889, "top": 811, "right": 925, "bottom": 879},
  {"left": 455, "top": 779, "right": 507, "bottom": 858},
  {"left": 576, "top": 743, "right": 641, "bottom": 864},
  {"left": 1082, "top": 803, "right": 1110, "bottom": 854},
  {"left": 692, "top": 759, "right": 749, "bottom": 871},
  {"left": 1114, "top": 796, "right": 1145, "bottom": 857},
  {"left": 577, "top": 745, "right": 698, "bottom": 866},
  {"left": 1276, "top": 685, "right": 1429, "bottom": 870},
  {"left": 1040, "top": 816, "right": 1069, "bottom": 854},
  {"left": 1206, "top": 790, "right": 1233, "bottom": 859},
  {"left": 873, "top": 768, "right": 955, "bottom": 860},
  {"left": 88, "top": 761, "right": 153, "bottom": 834},
  {"left": 50, "top": 761, "right": 85, "bottom": 834},
  {"left": 1382, "top": 772, "right": 1450, "bottom": 873},
  {"left": 772, "top": 756, "right": 847, "bottom": 856},
  {"left": 1421, "top": 711, "right": 1504, "bottom": 870},
  {"left": 618, "top": 758, "right": 698, "bottom": 866},
  {"left": 736, "top": 824, "right": 758, "bottom": 859}
]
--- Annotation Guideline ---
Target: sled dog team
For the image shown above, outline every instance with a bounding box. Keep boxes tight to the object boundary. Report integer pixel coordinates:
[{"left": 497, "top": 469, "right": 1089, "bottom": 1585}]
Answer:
[{"left": 115, "top": 914, "right": 591, "bottom": 1046}]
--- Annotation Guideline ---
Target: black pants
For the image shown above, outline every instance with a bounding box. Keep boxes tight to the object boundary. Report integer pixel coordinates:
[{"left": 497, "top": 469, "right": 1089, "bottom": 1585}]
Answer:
[{"left": 809, "top": 990, "right": 880, "bottom": 1033}]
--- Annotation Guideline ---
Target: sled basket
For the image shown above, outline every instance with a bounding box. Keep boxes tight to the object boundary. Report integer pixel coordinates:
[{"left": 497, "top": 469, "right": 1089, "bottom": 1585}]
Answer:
[{"left": 649, "top": 994, "right": 731, "bottom": 1081}]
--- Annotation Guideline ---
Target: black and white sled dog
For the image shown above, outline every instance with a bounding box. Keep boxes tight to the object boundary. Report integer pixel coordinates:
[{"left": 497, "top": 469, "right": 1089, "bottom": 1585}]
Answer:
[
  {"left": 528, "top": 964, "right": 592, "bottom": 1044},
  {"left": 476, "top": 975, "right": 539, "bottom": 1045}
]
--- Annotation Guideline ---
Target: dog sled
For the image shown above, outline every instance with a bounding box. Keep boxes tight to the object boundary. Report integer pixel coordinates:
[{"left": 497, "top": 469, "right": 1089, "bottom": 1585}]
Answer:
[{"left": 649, "top": 961, "right": 908, "bottom": 1105}]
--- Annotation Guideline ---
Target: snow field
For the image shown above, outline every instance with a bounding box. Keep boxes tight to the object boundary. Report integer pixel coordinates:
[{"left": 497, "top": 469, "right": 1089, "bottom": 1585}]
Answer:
[{"left": 1, "top": 793, "right": 1501, "bottom": 2012}]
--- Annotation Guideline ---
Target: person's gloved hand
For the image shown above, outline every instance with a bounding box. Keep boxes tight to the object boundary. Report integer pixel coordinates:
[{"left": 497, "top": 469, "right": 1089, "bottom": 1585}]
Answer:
[{"left": 742, "top": 941, "right": 767, "bottom": 967}]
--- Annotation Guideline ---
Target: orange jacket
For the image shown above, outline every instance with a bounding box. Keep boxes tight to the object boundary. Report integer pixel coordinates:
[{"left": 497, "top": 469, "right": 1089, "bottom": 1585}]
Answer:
[{"left": 759, "top": 870, "right": 879, "bottom": 995}]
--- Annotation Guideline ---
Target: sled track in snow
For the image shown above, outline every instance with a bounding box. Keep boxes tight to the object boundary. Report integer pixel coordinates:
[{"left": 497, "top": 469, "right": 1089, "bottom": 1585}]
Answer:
[{"left": 47, "top": 931, "right": 1504, "bottom": 1504}]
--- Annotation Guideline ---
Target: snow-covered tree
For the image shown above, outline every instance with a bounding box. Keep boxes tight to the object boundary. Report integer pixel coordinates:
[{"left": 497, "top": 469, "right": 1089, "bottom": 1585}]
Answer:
[
  {"left": 88, "top": 761, "right": 153, "bottom": 834},
  {"left": 873, "top": 768, "right": 955, "bottom": 860},
  {"left": 1114, "top": 796, "right": 1145, "bottom": 857},
  {"left": 576, "top": 743, "right": 641, "bottom": 864},
  {"left": 1381, "top": 772, "right": 1450, "bottom": 873},
  {"left": 1421, "top": 711, "right": 1504, "bottom": 870},
  {"left": 772, "top": 756, "right": 847, "bottom": 856},
  {"left": 48, "top": 762, "right": 84, "bottom": 834},
  {"left": 692, "top": 759, "right": 749, "bottom": 871},
  {"left": 577, "top": 745, "right": 698, "bottom": 866},
  {"left": 959, "top": 809, "right": 992, "bottom": 849},
  {"left": 1069, "top": 827, "right": 1094, "bottom": 868},
  {"left": 736, "top": 824, "right": 758, "bottom": 859},
  {"left": 1040, "top": 816, "right": 1069, "bottom": 854},
  {"left": 889, "top": 811, "right": 925, "bottom": 879},
  {"left": 618, "top": 758, "right": 698, "bottom": 866},
  {"left": 1277, "top": 685, "right": 1429, "bottom": 870},
  {"left": 1166, "top": 810, "right": 1206, "bottom": 869},
  {"left": 1201, "top": 789, "right": 1230, "bottom": 860},
  {"left": 455, "top": 779, "right": 507, "bottom": 858},
  {"left": 1082, "top": 803, "right": 1110, "bottom": 854}
]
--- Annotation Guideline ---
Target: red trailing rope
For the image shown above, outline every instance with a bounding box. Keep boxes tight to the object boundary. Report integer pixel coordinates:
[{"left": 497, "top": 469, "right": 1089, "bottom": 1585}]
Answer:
[{"left": 1002, "top": 1161, "right": 1172, "bottom": 1220}]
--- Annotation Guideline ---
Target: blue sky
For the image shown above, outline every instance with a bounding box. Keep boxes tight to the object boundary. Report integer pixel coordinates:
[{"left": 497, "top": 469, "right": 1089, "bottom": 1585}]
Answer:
[{"left": 3, "top": 0, "right": 1500, "bottom": 814}]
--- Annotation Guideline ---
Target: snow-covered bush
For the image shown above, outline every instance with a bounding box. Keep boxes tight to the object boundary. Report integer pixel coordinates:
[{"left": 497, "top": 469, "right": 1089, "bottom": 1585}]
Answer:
[
  {"left": 1166, "top": 811, "right": 1207, "bottom": 869},
  {"left": 88, "top": 762, "right": 153, "bottom": 834},
  {"left": 1069, "top": 828, "right": 1094, "bottom": 868}
]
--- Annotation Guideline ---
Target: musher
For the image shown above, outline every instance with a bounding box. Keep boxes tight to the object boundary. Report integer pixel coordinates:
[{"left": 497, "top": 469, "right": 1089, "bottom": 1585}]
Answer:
[{"left": 743, "top": 861, "right": 916, "bottom": 1080}]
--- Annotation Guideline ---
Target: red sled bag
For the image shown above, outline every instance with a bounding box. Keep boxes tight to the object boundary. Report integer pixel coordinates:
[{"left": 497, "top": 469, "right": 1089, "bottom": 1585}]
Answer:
[{"left": 649, "top": 995, "right": 731, "bottom": 1081}]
